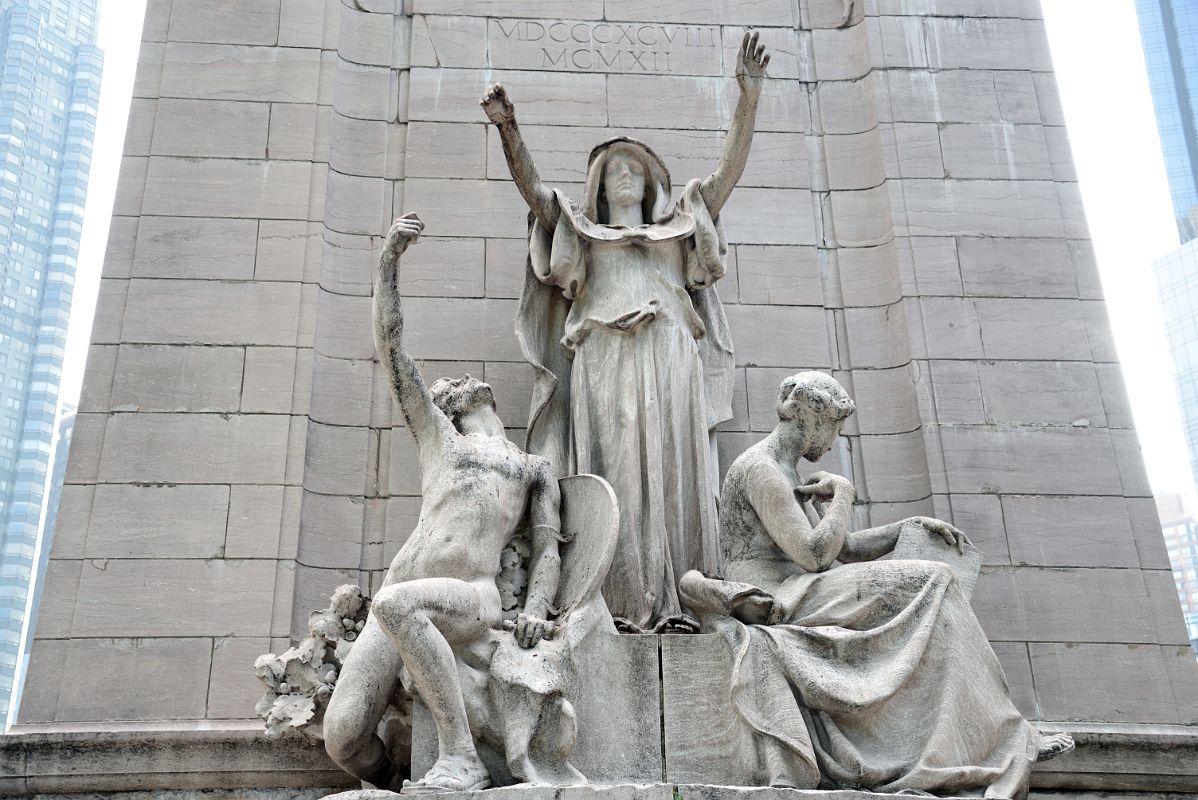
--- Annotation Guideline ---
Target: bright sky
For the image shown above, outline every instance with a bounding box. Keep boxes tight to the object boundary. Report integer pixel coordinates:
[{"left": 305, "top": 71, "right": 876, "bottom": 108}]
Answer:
[{"left": 63, "top": 0, "right": 1196, "bottom": 495}]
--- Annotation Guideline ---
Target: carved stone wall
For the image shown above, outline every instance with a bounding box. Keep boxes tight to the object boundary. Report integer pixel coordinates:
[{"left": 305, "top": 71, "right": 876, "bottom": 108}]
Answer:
[{"left": 17, "top": 0, "right": 1198, "bottom": 754}]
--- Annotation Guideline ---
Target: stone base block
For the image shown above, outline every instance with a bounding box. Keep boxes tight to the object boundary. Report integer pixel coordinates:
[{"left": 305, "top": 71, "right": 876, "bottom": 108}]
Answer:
[{"left": 412, "top": 632, "right": 664, "bottom": 785}]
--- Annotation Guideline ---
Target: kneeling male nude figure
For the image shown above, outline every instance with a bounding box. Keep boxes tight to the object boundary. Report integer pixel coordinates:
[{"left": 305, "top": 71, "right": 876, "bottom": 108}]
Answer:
[{"left": 323, "top": 213, "right": 563, "bottom": 793}]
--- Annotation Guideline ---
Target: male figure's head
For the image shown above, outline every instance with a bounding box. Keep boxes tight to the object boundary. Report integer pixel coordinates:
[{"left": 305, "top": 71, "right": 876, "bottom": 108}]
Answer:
[
  {"left": 776, "top": 371, "right": 856, "bottom": 461},
  {"left": 430, "top": 374, "right": 500, "bottom": 433}
]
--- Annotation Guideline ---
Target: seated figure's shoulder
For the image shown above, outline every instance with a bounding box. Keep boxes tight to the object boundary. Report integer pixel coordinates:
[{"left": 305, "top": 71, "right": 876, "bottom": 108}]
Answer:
[{"left": 726, "top": 448, "right": 783, "bottom": 492}]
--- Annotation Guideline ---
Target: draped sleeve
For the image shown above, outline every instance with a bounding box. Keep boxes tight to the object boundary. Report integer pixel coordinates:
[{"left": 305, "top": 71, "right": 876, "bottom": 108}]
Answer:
[
  {"left": 678, "top": 178, "right": 728, "bottom": 290},
  {"left": 529, "top": 189, "right": 587, "bottom": 300}
]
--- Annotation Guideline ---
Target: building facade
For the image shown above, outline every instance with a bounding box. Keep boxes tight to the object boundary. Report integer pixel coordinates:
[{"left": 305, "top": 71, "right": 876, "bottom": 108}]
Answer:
[
  {"left": 1137, "top": 0, "right": 1198, "bottom": 244},
  {"left": 1157, "top": 246, "right": 1198, "bottom": 657},
  {"left": 1138, "top": 0, "right": 1198, "bottom": 656},
  {"left": 0, "top": 0, "right": 101, "bottom": 721},
  {"left": 8, "top": 402, "right": 71, "bottom": 722},
  {"left": 1157, "top": 489, "right": 1198, "bottom": 649}
]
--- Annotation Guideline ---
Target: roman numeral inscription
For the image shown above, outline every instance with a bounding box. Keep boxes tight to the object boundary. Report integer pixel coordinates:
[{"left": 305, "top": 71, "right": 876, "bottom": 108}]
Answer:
[{"left": 488, "top": 19, "right": 723, "bottom": 75}]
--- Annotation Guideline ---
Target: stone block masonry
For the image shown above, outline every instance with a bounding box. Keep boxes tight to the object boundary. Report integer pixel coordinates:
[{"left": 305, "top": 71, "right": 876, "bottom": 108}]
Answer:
[{"left": 6, "top": 0, "right": 1197, "bottom": 794}]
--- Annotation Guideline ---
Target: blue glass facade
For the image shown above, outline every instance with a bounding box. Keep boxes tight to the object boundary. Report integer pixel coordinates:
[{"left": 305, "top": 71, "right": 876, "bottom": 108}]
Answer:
[
  {"left": 1156, "top": 243, "right": 1198, "bottom": 651},
  {"left": 0, "top": 0, "right": 101, "bottom": 720},
  {"left": 1138, "top": 0, "right": 1198, "bottom": 242}
]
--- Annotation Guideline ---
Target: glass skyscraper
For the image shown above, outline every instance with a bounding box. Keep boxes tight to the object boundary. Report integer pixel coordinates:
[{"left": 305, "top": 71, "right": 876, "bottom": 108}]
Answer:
[
  {"left": 1138, "top": 0, "right": 1198, "bottom": 243},
  {"left": 0, "top": 0, "right": 101, "bottom": 719}
]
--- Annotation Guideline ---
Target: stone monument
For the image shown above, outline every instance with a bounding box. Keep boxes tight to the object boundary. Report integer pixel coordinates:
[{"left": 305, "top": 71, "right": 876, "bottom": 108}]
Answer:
[{"left": 5, "top": 1, "right": 1198, "bottom": 798}]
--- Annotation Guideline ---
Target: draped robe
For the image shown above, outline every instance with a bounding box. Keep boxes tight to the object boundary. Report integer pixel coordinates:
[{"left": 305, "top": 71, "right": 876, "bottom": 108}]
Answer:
[
  {"left": 679, "top": 450, "right": 1041, "bottom": 798},
  {"left": 514, "top": 139, "right": 735, "bottom": 629}
]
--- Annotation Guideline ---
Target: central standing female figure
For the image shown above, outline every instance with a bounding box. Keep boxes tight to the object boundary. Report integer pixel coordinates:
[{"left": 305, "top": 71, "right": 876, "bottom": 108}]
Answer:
[{"left": 482, "top": 34, "right": 770, "bottom": 633}]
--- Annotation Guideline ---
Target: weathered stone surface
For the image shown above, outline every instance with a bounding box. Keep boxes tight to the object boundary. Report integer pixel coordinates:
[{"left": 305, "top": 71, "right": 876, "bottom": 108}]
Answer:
[
  {"left": 85, "top": 485, "right": 230, "bottom": 559},
  {"left": 2, "top": 723, "right": 354, "bottom": 791},
  {"left": 160, "top": 43, "right": 321, "bottom": 103},
  {"left": 660, "top": 634, "right": 756, "bottom": 785},
  {"left": 939, "top": 426, "right": 1123, "bottom": 495},
  {"left": 168, "top": 0, "right": 282, "bottom": 46},
  {"left": 957, "top": 236, "right": 1078, "bottom": 298},
  {"left": 110, "top": 344, "right": 244, "bottom": 411},
  {"left": 726, "top": 305, "right": 830, "bottom": 367},
  {"left": 972, "top": 567, "right": 1157, "bottom": 644},
  {"left": 122, "top": 279, "right": 301, "bottom": 346},
  {"left": 882, "top": 69, "right": 1040, "bottom": 125},
  {"left": 940, "top": 123, "right": 1052, "bottom": 181},
  {"left": 410, "top": 633, "right": 664, "bottom": 785},
  {"left": 151, "top": 98, "right": 271, "bottom": 159},
  {"left": 1000, "top": 495, "right": 1140, "bottom": 568},
  {"left": 242, "top": 347, "right": 299, "bottom": 414},
  {"left": 142, "top": 157, "right": 313, "bottom": 219},
  {"left": 132, "top": 216, "right": 260, "bottom": 280},
  {"left": 72, "top": 559, "right": 277, "bottom": 638},
  {"left": 1029, "top": 643, "right": 1186, "bottom": 724},
  {"left": 409, "top": 68, "right": 607, "bottom": 125},
  {"left": 978, "top": 361, "right": 1105, "bottom": 426},
  {"left": 210, "top": 636, "right": 273, "bottom": 719},
  {"left": 50, "top": 638, "right": 215, "bottom": 722},
  {"left": 99, "top": 413, "right": 291, "bottom": 484},
  {"left": 398, "top": 236, "right": 485, "bottom": 297},
  {"left": 226, "top": 485, "right": 287, "bottom": 559}
]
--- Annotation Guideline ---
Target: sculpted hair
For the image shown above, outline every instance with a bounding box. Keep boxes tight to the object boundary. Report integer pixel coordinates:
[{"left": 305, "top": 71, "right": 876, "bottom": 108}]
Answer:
[
  {"left": 777, "top": 371, "right": 856, "bottom": 422},
  {"left": 430, "top": 376, "right": 495, "bottom": 427}
]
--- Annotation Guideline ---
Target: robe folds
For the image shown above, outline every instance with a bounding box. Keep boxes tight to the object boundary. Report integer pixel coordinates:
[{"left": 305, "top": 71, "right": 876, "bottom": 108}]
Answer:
[
  {"left": 514, "top": 148, "right": 735, "bottom": 629},
  {"left": 680, "top": 562, "right": 1040, "bottom": 799}
]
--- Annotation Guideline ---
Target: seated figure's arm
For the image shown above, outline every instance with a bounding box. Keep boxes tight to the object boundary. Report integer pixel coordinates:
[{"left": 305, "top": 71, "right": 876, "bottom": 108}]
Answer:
[
  {"left": 840, "top": 516, "right": 967, "bottom": 562},
  {"left": 699, "top": 32, "right": 769, "bottom": 218},
  {"left": 514, "top": 463, "right": 563, "bottom": 649},
  {"left": 374, "top": 215, "right": 454, "bottom": 454},
  {"left": 481, "top": 84, "right": 559, "bottom": 231},
  {"left": 837, "top": 522, "right": 902, "bottom": 563},
  {"left": 748, "top": 467, "right": 854, "bottom": 573}
]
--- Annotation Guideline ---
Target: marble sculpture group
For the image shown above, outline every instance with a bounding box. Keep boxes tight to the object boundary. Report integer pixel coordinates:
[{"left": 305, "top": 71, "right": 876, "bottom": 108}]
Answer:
[{"left": 255, "top": 32, "right": 1076, "bottom": 799}]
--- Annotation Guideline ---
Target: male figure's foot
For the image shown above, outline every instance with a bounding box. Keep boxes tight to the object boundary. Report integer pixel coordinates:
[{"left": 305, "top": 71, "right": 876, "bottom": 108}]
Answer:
[
  {"left": 1036, "top": 732, "right": 1075, "bottom": 762},
  {"left": 400, "top": 752, "right": 491, "bottom": 794},
  {"left": 612, "top": 616, "right": 646, "bottom": 634}
]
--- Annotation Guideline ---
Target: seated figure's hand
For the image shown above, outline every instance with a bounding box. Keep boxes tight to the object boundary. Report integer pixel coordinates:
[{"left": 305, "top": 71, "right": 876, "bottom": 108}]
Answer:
[
  {"left": 905, "top": 516, "right": 969, "bottom": 554},
  {"left": 480, "top": 83, "right": 515, "bottom": 125},
  {"left": 385, "top": 213, "right": 423, "bottom": 258},
  {"left": 795, "top": 470, "right": 855, "bottom": 503},
  {"left": 731, "top": 590, "right": 783, "bottom": 626},
  {"left": 513, "top": 612, "right": 555, "bottom": 649}
]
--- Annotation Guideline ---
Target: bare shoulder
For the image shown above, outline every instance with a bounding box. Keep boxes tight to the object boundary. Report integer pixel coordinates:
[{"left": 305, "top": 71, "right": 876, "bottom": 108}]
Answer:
[
  {"left": 528, "top": 453, "right": 555, "bottom": 480},
  {"left": 726, "top": 445, "right": 781, "bottom": 489}
]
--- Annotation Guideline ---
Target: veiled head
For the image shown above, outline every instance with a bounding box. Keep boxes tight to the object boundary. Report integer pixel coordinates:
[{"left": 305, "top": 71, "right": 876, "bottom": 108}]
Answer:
[{"left": 583, "top": 137, "right": 671, "bottom": 225}]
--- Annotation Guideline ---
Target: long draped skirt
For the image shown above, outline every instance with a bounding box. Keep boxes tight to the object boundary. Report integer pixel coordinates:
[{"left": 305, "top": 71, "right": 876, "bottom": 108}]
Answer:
[
  {"left": 569, "top": 321, "right": 721, "bottom": 629},
  {"left": 685, "top": 560, "right": 1038, "bottom": 798}
]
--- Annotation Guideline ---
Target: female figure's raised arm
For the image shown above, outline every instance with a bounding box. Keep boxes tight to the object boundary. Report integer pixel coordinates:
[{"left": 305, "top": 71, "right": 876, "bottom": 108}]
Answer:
[
  {"left": 481, "top": 83, "right": 559, "bottom": 231},
  {"left": 699, "top": 31, "right": 770, "bottom": 218}
]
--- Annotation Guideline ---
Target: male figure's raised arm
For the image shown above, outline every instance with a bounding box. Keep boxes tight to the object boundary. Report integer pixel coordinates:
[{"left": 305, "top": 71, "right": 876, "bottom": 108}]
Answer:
[
  {"left": 374, "top": 214, "right": 451, "bottom": 454},
  {"left": 481, "top": 84, "right": 559, "bottom": 231},
  {"left": 700, "top": 31, "right": 769, "bottom": 218},
  {"left": 514, "top": 462, "right": 563, "bottom": 649}
]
